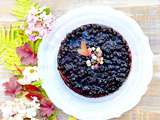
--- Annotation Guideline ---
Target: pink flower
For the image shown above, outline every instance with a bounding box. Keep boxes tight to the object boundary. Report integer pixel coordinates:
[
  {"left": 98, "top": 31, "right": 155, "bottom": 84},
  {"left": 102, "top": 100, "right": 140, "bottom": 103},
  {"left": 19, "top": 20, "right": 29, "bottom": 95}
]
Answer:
[
  {"left": 25, "top": 7, "right": 54, "bottom": 41},
  {"left": 16, "top": 43, "right": 38, "bottom": 66},
  {"left": 40, "top": 99, "right": 55, "bottom": 117},
  {"left": 29, "top": 35, "right": 36, "bottom": 41},
  {"left": 35, "top": 21, "right": 43, "bottom": 28},
  {"left": 3, "top": 76, "right": 22, "bottom": 97}
]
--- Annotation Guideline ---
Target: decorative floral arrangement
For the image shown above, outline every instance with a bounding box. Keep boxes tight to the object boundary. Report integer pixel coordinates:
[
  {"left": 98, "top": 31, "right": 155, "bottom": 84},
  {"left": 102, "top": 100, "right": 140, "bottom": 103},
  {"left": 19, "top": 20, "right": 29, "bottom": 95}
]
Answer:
[
  {"left": 0, "top": 0, "right": 76, "bottom": 120},
  {"left": 78, "top": 41, "right": 104, "bottom": 69}
]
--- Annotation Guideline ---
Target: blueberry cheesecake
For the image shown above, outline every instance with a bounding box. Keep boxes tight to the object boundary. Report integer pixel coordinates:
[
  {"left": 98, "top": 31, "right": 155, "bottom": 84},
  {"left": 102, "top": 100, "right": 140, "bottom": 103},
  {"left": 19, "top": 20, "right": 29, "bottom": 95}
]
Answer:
[{"left": 57, "top": 24, "right": 132, "bottom": 98}]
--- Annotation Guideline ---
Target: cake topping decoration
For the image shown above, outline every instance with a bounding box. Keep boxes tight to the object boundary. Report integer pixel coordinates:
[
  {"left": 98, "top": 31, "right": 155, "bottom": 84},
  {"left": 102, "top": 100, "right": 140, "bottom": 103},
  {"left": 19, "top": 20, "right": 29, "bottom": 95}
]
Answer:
[
  {"left": 58, "top": 24, "right": 132, "bottom": 97},
  {"left": 78, "top": 41, "right": 104, "bottom": 69},
  {"left": 77, "top": 40, "right": 91, "bottom": 56}
]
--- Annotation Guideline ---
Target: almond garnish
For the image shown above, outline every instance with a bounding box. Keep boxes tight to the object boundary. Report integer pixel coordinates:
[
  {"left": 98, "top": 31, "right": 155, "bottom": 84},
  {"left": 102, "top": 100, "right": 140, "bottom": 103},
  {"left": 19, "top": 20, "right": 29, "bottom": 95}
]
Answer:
[{"left": 78, "top": 41, "right": 91, "bottom": 56}]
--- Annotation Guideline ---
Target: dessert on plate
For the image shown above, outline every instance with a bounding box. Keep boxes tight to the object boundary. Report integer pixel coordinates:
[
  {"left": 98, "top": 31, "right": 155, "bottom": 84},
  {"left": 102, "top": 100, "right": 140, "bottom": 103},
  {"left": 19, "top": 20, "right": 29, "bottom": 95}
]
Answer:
[
  {"left": 38, "top": 6, "right": 153, "bottom": 120},
  {"left": 57, "top": 24, "right": 132, "bottom": 98}
]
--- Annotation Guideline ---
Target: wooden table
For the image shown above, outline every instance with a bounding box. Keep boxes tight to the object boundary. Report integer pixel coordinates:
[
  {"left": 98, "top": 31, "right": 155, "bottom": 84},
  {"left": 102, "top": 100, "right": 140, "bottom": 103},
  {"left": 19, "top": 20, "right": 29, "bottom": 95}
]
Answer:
[{"left": 0, "top": 0, "right": 160, "bottom": 120}]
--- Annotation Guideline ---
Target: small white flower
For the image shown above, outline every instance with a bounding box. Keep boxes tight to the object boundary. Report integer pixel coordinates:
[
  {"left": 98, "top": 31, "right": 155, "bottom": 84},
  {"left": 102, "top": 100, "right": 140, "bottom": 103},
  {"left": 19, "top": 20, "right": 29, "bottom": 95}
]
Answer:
[
  {"left": 86, "top": 60, "right": 91, "bottom": 66},
  {"left": 18, "top": 66, "right": 39, "bottom": 85},
  {"left": 0, "top": 97, "right": 40, "bottom": 120},
  {"left": 18, "top": 78, "right": 30, "bottom": 85},
  {"left": 91, "top": 54, "right": 95, "bottom": 57},
  {"left": 23, "top": 66, "right": 38, "bottom": 79},
  {"left": 85, "top": 46, "right": 104, "bottom": 68},
  {"left": 39, "top": 12, "right": 47, "bottom": 19},
  {"left": 100, "top": 61, "right": 104, "bottom": 64},
  {"left": 91, "top": 47, "right": 95, "bottom": 51},
  {"left": 96, "top": 47, "right": 101, "bottom": 52},
  {"left": 91, "top": 65, "right": 95, "bottom": 69},
  {"left": 100, "top": 57, "right": 104, "bottom": 61},
  {"left": 92, "top": 55, "right": 97, "bottom": 60},
  {"left": 30, "top": 7, "right": 38, "bottom": 14}
]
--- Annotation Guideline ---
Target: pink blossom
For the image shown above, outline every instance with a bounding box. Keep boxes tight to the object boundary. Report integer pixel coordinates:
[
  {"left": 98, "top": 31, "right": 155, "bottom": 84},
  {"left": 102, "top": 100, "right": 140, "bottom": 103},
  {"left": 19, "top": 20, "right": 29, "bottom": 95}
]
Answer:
[
  {"left": 16, "top": 43, "right": 38, "bottom": 66},
  {"left": 25, "top": 7, "right": 54, "bottom": 41},
  {"left": 21, "top": 55, "right": 37, "bottom": 66},
  {"left": 40, "top": 99, "right": 55, "bottom": 117},
  {"left": 3, "top": 76, "right": 22, "bottom": 97},
  {"left": 29, "top": 35, "right": 36, "bottom": 41}
]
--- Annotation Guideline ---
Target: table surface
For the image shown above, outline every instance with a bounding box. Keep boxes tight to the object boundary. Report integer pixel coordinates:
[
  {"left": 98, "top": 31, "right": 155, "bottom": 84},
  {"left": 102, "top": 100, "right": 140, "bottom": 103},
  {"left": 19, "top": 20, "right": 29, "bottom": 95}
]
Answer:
[{"left": 0, "top": 0, "right": 160, "bottom": 120}]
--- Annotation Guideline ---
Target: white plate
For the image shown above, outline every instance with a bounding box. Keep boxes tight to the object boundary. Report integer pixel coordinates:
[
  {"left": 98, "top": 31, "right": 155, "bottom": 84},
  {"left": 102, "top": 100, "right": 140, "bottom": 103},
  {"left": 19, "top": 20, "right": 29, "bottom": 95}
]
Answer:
[{"left": 38, "top": 6, "right": 153, "bottom": 120}]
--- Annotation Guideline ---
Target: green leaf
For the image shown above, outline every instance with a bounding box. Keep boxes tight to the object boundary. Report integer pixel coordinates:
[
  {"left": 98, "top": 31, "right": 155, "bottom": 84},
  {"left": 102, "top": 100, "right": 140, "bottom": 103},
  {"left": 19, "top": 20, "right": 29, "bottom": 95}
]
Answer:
[
  {"left": 16, "top": 92, "right": 24, "bottom": 98},
  {"left": 34, "top": 39, "right": 42, "bottom": 53},
  {"left": 44, "top": 7, "right": 51, "bottom": 15},
  {"left": 16, "top": 74, "right": 24, "bottom": 79},
  {"left": 28, "top": 39, "right": 42, "bottom": 53},
  {"left": 39, "top": 87, "right": 48, "bottom": 98},
  {"left": 0, "top": 22, "right": 29, "bottom": 73},
  {"left": 11, "top": 0, "right": 39, "bottom": 20},
  {"left": 48, "top": 110, "right": 58, "bottom": 120},
  {"left": 32, "top": 80, "right": 43, "bottom": 87},
  {"left": 68, "top": 116, "right": 77, "bottom": 120}
]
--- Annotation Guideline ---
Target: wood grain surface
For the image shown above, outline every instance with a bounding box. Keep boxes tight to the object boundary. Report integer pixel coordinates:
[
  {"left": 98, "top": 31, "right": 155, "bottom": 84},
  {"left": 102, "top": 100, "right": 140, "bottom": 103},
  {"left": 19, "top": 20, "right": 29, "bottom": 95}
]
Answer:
[{"left": 0, "top": 0, "right": 160, "bottom": 120}]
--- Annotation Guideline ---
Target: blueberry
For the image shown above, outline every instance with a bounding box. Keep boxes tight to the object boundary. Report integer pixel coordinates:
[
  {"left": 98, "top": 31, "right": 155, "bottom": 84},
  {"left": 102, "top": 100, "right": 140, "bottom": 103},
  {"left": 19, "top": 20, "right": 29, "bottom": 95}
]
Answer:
[{"left": 82, "top": 31, "right": 88, "bottom": 39}]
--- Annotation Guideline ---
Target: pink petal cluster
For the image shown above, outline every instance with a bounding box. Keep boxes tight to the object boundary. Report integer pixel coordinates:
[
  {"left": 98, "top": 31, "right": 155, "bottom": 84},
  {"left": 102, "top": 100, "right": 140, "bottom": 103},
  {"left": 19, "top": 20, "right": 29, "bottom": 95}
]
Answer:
[
  {"left": 3, "top": 76, "right": 22, "bottom": 97},
  {"left": 16, "top": 43, "right": 38, "bottom": 65},
  {"left": 40, "top": 99, "right": 55, "bottom": 117},
  {"left": 25, "top": 7, "right": 54, "bottom": 41}
]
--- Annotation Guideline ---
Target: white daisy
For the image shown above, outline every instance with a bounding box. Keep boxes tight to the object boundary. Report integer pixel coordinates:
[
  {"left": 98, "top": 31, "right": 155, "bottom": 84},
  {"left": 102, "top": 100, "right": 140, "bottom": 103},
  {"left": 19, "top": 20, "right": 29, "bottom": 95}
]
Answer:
[{"left": 18, "top": 66, "right": 40, "bottom": 85}]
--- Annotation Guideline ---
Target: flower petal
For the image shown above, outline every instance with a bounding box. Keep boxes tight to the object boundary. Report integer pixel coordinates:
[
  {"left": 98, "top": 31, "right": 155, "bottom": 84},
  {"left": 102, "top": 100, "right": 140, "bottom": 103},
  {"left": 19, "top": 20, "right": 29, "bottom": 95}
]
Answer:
[
  {"left": 3, "top": 76, "right": 22, "bottom": 97},
  {"left": 40, "top": 99, "right": 55, "bottom": 117},
  {"left": 17, "top": 44, "right": 38, "bottom": 66}
]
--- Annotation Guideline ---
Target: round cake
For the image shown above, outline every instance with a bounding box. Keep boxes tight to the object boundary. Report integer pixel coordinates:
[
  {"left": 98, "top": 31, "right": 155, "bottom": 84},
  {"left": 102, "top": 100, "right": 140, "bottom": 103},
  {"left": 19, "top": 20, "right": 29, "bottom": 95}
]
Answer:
[{"left": 57, "top": 24, "right": 132, "bottom": 98}]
